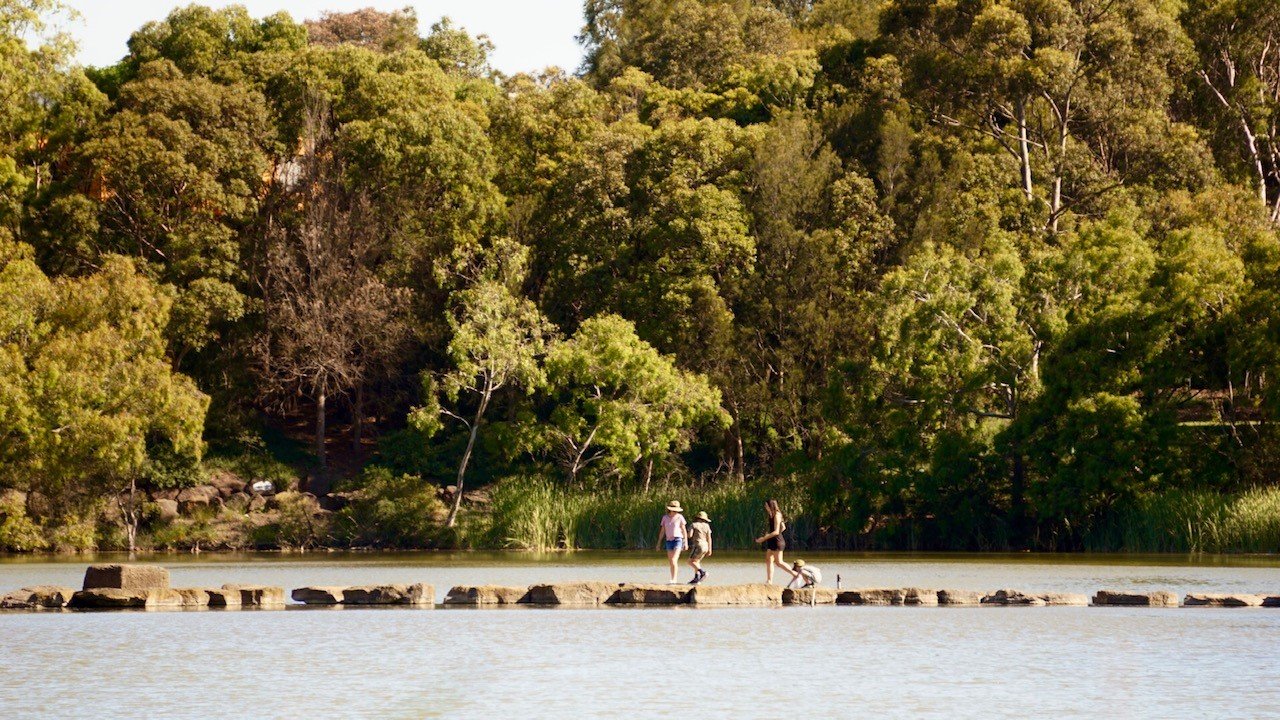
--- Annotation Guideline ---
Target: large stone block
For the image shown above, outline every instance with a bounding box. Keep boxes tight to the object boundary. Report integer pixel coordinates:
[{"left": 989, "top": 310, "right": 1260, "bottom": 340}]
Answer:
[
  {"left": 444, "top": 585, "right": 530, "bottom": 605},
  {"left": 937, "top": 589, "right": 986, "bottom": 606},
  {"left": 903, "top": 588, "right": 939, "bottom": 606},
  {"left": 174, "top": 588, "right": 212, "bottom": 608},
  {"left": 836, "top": 588, "right": 904, "bottom": 605},
  {"left": 342, "top": 584, "right": 433, "bottom": 606},
  {"left": 69, "top": 588, "right": 184, "bottom": 609},
  {"left": 0, "top": 586, "right": 76, "bottom": 609},
  {"left": 782, "top": 587, "right": 838, "bottom": 605},
  {"left": 522, "top": 581, "right": 618, "bottom": 606},
  {"left": 1092, "top": 589, "right": 1179, "bottom": 607},
  {"left": 222, "top": 584, "right": 284, "bottom": 606},
  {"left": 608, "top": 584, "right": 691, "bottom": 604},
  {"left": 291, "top": 586, "right": 346, "bottom": 605},
  {"left": 205, "top": 588, "right": 243, "bottom": 607},
  {"left": 1183, "top": 593, "right": 1265, "bottom": 607},
  {"left": 688, "top": 583, "right": 784, "bottom": 606},
  {"left": 82, "top": 564, "right": 170, "bottom": 591}
]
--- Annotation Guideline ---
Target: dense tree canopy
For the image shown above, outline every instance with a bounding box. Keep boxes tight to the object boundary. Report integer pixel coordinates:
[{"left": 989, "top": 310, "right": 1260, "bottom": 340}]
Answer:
[{"left": 2, "top": 0, "right": 1280, "bottom": 551}]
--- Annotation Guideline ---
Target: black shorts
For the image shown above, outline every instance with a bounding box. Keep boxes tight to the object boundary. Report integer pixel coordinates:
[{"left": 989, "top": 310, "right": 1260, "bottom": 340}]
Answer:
[{"left": 762, "top": 536, "right": 785, "bottom": 552}]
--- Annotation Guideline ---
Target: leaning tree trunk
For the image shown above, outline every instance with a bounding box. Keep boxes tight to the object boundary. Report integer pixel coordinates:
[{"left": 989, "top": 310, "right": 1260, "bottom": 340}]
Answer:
[{"left": 446, "top": 386, "right": 491, "bottom": 528}]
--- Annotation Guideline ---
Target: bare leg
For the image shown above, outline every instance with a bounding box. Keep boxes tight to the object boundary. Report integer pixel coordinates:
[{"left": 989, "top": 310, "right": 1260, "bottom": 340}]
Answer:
[
  {"left": 773, "top": 552, "right": 797, "bottom": 582},
  {"left": 765, "top": 551, "right": 775, "bottom": 584},
  {"left": 667, "top": 548, "right": 681, "bottom": 583}
]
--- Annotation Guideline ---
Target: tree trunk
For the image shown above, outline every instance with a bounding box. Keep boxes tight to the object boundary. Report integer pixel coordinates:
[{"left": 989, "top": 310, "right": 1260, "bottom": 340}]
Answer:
[
  {"left": 315, "top": 390, "right": 327, "bottom": 469},
  {"left": 1017, "top": 99, "right": 1034, "bottom": 201},
  {"left": 351, "top": 384, "right": 364, "bottom": 453},
  {"left": 445, "top": 386, "right": 490, "bottom": 528},
  {"left": 642, "top": 457, "right": 654, "bottom": 493}
]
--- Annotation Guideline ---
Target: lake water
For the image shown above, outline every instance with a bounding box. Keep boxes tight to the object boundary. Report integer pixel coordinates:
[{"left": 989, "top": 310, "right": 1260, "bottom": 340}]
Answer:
[{"left": 2, "top": 551, "right": 1278, "bottom": 718}]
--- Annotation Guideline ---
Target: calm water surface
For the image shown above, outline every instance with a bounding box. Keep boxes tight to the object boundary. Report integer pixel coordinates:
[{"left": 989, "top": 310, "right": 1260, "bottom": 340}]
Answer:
[{"left": 2, "top": 551, "right": 1278, "bottom": 718}]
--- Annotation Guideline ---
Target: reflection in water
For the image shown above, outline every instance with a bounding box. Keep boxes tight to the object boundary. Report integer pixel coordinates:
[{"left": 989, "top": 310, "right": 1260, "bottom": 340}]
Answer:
[{"left": 1, "top": 553, "right": 1278, "bottom": 716}]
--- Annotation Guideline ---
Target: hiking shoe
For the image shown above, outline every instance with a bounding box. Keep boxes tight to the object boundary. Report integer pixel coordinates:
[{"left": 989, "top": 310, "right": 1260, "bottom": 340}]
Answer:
[{"left": 696, "top": 569, "right": 706, "bottom": 583}]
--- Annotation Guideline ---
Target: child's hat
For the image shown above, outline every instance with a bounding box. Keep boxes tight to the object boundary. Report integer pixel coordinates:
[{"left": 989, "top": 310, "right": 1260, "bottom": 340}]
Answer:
[
  {"left": 695, "top": 511, "right": 711, "bottom": 522},
  {"left": 792, "top": 559, "right": 806, "bottom": 569}
]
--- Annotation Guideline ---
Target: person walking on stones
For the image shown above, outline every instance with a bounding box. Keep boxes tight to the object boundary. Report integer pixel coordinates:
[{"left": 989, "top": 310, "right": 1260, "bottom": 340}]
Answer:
[
  {"left": 657, "top": 500, "right": 688, "bottom": 584},
  {"left": 687, "top": 511, "right": 713, "bottom": 584},
  {"left": 755, "top": 499, "right": 796, "bottom": 585}
]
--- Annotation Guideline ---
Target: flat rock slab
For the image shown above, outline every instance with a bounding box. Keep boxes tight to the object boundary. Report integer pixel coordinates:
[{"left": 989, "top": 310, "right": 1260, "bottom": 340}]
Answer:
[
  {"left": 608, "top": 584, "right": 692, "bottom": 604},
  {"left": 904, "top": 588, "right": 939, "bottom": 606},
  {"left": 1184, "top": 593, "right": 1266, "bottom": 607},
  {"left": 69, "top": 588, "right": 184, "bottom": 609},
  {"left": 1092, "top": 590, "right": 1179, "bottom": 607},
  {"left": 981, "top": 590, "right": 1087, "bottom": 606},
  {"left": 444, "top": 585, "right": 530, "bottom": 605},
  {"left": 292, "top": 586, "right": 346, "bottom": 605},
  {"left": 206, "top": 588, "right": 243, "bottom": 607},
  {"left": 82, "top": 564, "right": 170, "bottom": 591},
  {"left": 342, "top": 584, "right": 433, "bottom": 606},
  {"left": 221, "top": 584, "right": 284, "bottom": 606},
  {"left": 174, "top": 588, "right": 212, "bottom": 608},
  {"left": 837, "top": 588, "right": 904, "bottom": 605},
  {"left": 523, "top": 582, "right": 618, "bottom": 606},
  {"left": 689, "top": 584, "right": 784, "bottom": 606},
  {"left": 937, "top": 589, "right": 986, "bottom": 606},
  {"left": 782, "top": 587, "right": 838, "bottom": 605},
  {"left": 1, "top": 586, "right": 76, "bottom": 609}
]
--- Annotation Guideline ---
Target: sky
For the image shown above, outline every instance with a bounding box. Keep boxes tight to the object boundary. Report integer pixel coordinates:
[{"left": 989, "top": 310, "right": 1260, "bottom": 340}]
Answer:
[{"left": 57, "top": 0, "right": 587, "bottom": 74}]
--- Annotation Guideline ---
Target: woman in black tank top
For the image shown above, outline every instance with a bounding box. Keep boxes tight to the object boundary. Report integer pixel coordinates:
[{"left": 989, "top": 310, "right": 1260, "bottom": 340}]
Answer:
[{"left": 754, "top": 499, "right": 797, "bottom": 584}]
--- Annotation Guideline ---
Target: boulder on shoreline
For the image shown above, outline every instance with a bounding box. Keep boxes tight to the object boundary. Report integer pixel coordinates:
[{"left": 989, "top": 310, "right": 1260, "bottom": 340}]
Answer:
[
  {"left": 82, "top": 564, "right": 170, "bottom": 591},
  {"left": 937, "top": 589, "right": 986, "bottom": 606},
  {"left": 837, "top": 588, "right": 905, "bottom": 605},
  {"left": 444, "top": 585, "right": 530, "bottom": 605},
  {"left": 1183, "top": 593, "right": 1265, "bottom": 607},
  {"left": 1092, "top": 589, "right": 1179, "bottom": 607},
  {"left": 1, "top": 585, "right": 76, "bottom": 609},
  {"left": 688, "top": 583, "right": 784, "bottom": 606},
  {"left": 782, "top": 587, "right": 838, "bottom": 605},
  {"left": 523, "top": 581, "right": 618, "bottom": 606},
  {"left": 608, "top": 584, "right": 692, "bottom": 604}
]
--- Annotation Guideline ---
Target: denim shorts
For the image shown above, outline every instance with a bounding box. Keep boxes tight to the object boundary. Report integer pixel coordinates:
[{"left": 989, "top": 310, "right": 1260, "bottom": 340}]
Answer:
[{"left": 665, "top": 538, "right": 685, "bottom": 551}]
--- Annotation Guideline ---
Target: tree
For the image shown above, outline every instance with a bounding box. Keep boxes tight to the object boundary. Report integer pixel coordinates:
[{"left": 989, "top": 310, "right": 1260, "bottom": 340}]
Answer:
[
  {"left": 412, "top": 277, "right": 553, "bottom": 527},
  {"left": 304, "top": 7, "right": 420, "bottom": 53},
  {"left": 541, "top": 314, "right": 729, "bottom": 488}
]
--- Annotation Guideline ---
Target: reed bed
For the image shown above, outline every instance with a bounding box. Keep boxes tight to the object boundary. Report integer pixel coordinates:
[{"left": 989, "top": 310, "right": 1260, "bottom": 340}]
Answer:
[{"left": 1089, "top": 487, "right": 1280, "bottom": 553}]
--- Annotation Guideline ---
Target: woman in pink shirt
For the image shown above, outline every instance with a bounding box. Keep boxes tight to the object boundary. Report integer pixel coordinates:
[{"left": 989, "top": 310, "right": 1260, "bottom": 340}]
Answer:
[{"left": 656, "top": 500, "right": 687, "bottom": 583}]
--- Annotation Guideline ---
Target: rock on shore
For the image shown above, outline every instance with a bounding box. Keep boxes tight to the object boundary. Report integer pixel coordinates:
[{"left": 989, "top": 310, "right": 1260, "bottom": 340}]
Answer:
[
  {"left": 444, "top": 585, "right": 530, "bottom": 605},
  {"left": 1092, "top": 590, "right": 1179, "bottom": 607}
]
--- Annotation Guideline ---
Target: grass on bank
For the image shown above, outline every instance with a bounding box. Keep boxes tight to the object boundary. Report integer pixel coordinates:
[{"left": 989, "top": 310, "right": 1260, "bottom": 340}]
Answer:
[{"left": 1088, "top": 487, "right": 1280, "bottom": 553}]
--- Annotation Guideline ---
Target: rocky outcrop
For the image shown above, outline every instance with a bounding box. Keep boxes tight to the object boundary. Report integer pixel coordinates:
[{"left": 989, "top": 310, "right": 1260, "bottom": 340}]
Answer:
[
  {"left": 342, "top": 584, "right": 433, "bottom": 606},
  {"left": 937, "top": 589, "right": 986, "bottom": 605},
  {"left": 444, "top": 585, "right": 530, "bottom": 605},
  {"left": 837, "top": 588, "right": 905, "bottom": 605},
  {"left": 153, "top": 498, "right": 179, "bottom": 522},
  {"left": 1183, "top": 593, "right": 1265, "bottom": 607},
  {"left": 782, "top": 587, "right": 838, "bottom": 605},
  {"left": 688, "top": 583, "right": 784, "bottom": 606},
  {"left": 83, "top": 564, "right": 170, "bottom": 591},
  {"left": 222, "top": 584, "right": 285, "bottom": 606},
  {"left": 904, "top": 588, "right": 939, "bottom": 606},
  {"left": 291, "top": 586, "right": 346, "bottom": 605},
  {"left": 608, "top": 584, "right": 692, "bottom": 604},
  {"left": 69, "top": 588, "right": 184, "bottom": 609},
  {"left": 1, "top": 586, "right": 76, "bottom": 609},
  {"left": 206, "top": 471, "right": 247, "bottom": 498},
  {"left": 1092, "top": 590, "right": 1179, "bottom": 607},
  {"left": 176, "top": 485, "right": 222, "bottom": 514},
  {"left": 523, "top": 581, "right": 618, "bottom": 606}
]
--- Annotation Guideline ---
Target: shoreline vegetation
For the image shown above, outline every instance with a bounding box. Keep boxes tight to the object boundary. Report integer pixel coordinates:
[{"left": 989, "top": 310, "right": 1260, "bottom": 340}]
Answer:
[{"left": 4, "top": 2, "right": 1280, "bottom": 556}]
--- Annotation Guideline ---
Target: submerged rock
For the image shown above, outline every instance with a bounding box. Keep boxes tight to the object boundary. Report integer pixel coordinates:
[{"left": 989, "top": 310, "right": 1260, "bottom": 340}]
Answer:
[
  {"left": 782, "top": 587, "right": 838, "bottom": 605},
  {"left": 1, "top": 586, "right": 76, "bottom": 609},
  {"left": 82, "top": 564, "right": 170, "bottom": 591},
  {"left": 688, "top": 583, "right": 784, "bottom": 606},
  {"left": 1091, "top": 590, "right": 1179, "bottom": 607},
  {"left": 608, "top": 584, "right": 692, "bottom": 604},
  {"left": 1183, "top": 593, "right": 1265, "bottom": 607},
  {"left": 523, "top": 581, "right": 618, "bottom": 606},
  {"left": 836, "top": 588, "right": 904, "bottom": 605},
  {"left": 444, "top": 585, "right": 530, "bottom": 605}
]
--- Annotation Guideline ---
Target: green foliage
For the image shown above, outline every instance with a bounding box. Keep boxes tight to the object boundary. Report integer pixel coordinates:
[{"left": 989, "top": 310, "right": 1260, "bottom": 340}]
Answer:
[
  {"left": 0, "top": 491, "right": 47, "bottom": 551},
  {"left": 335, "top": 468, "right": 448, "bottom": 548}
]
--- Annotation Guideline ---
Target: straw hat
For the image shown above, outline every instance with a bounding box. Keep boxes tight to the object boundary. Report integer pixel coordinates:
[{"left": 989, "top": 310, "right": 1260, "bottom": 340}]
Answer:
[
  {"left": 666, "top": 500, "right": 683, "bottom": 512},
  {"left": 792, "top": 559, "right": 806, "bottom": 569},
  {"left": 695, "top": 511, "right": 711, "bottom": 522}
]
